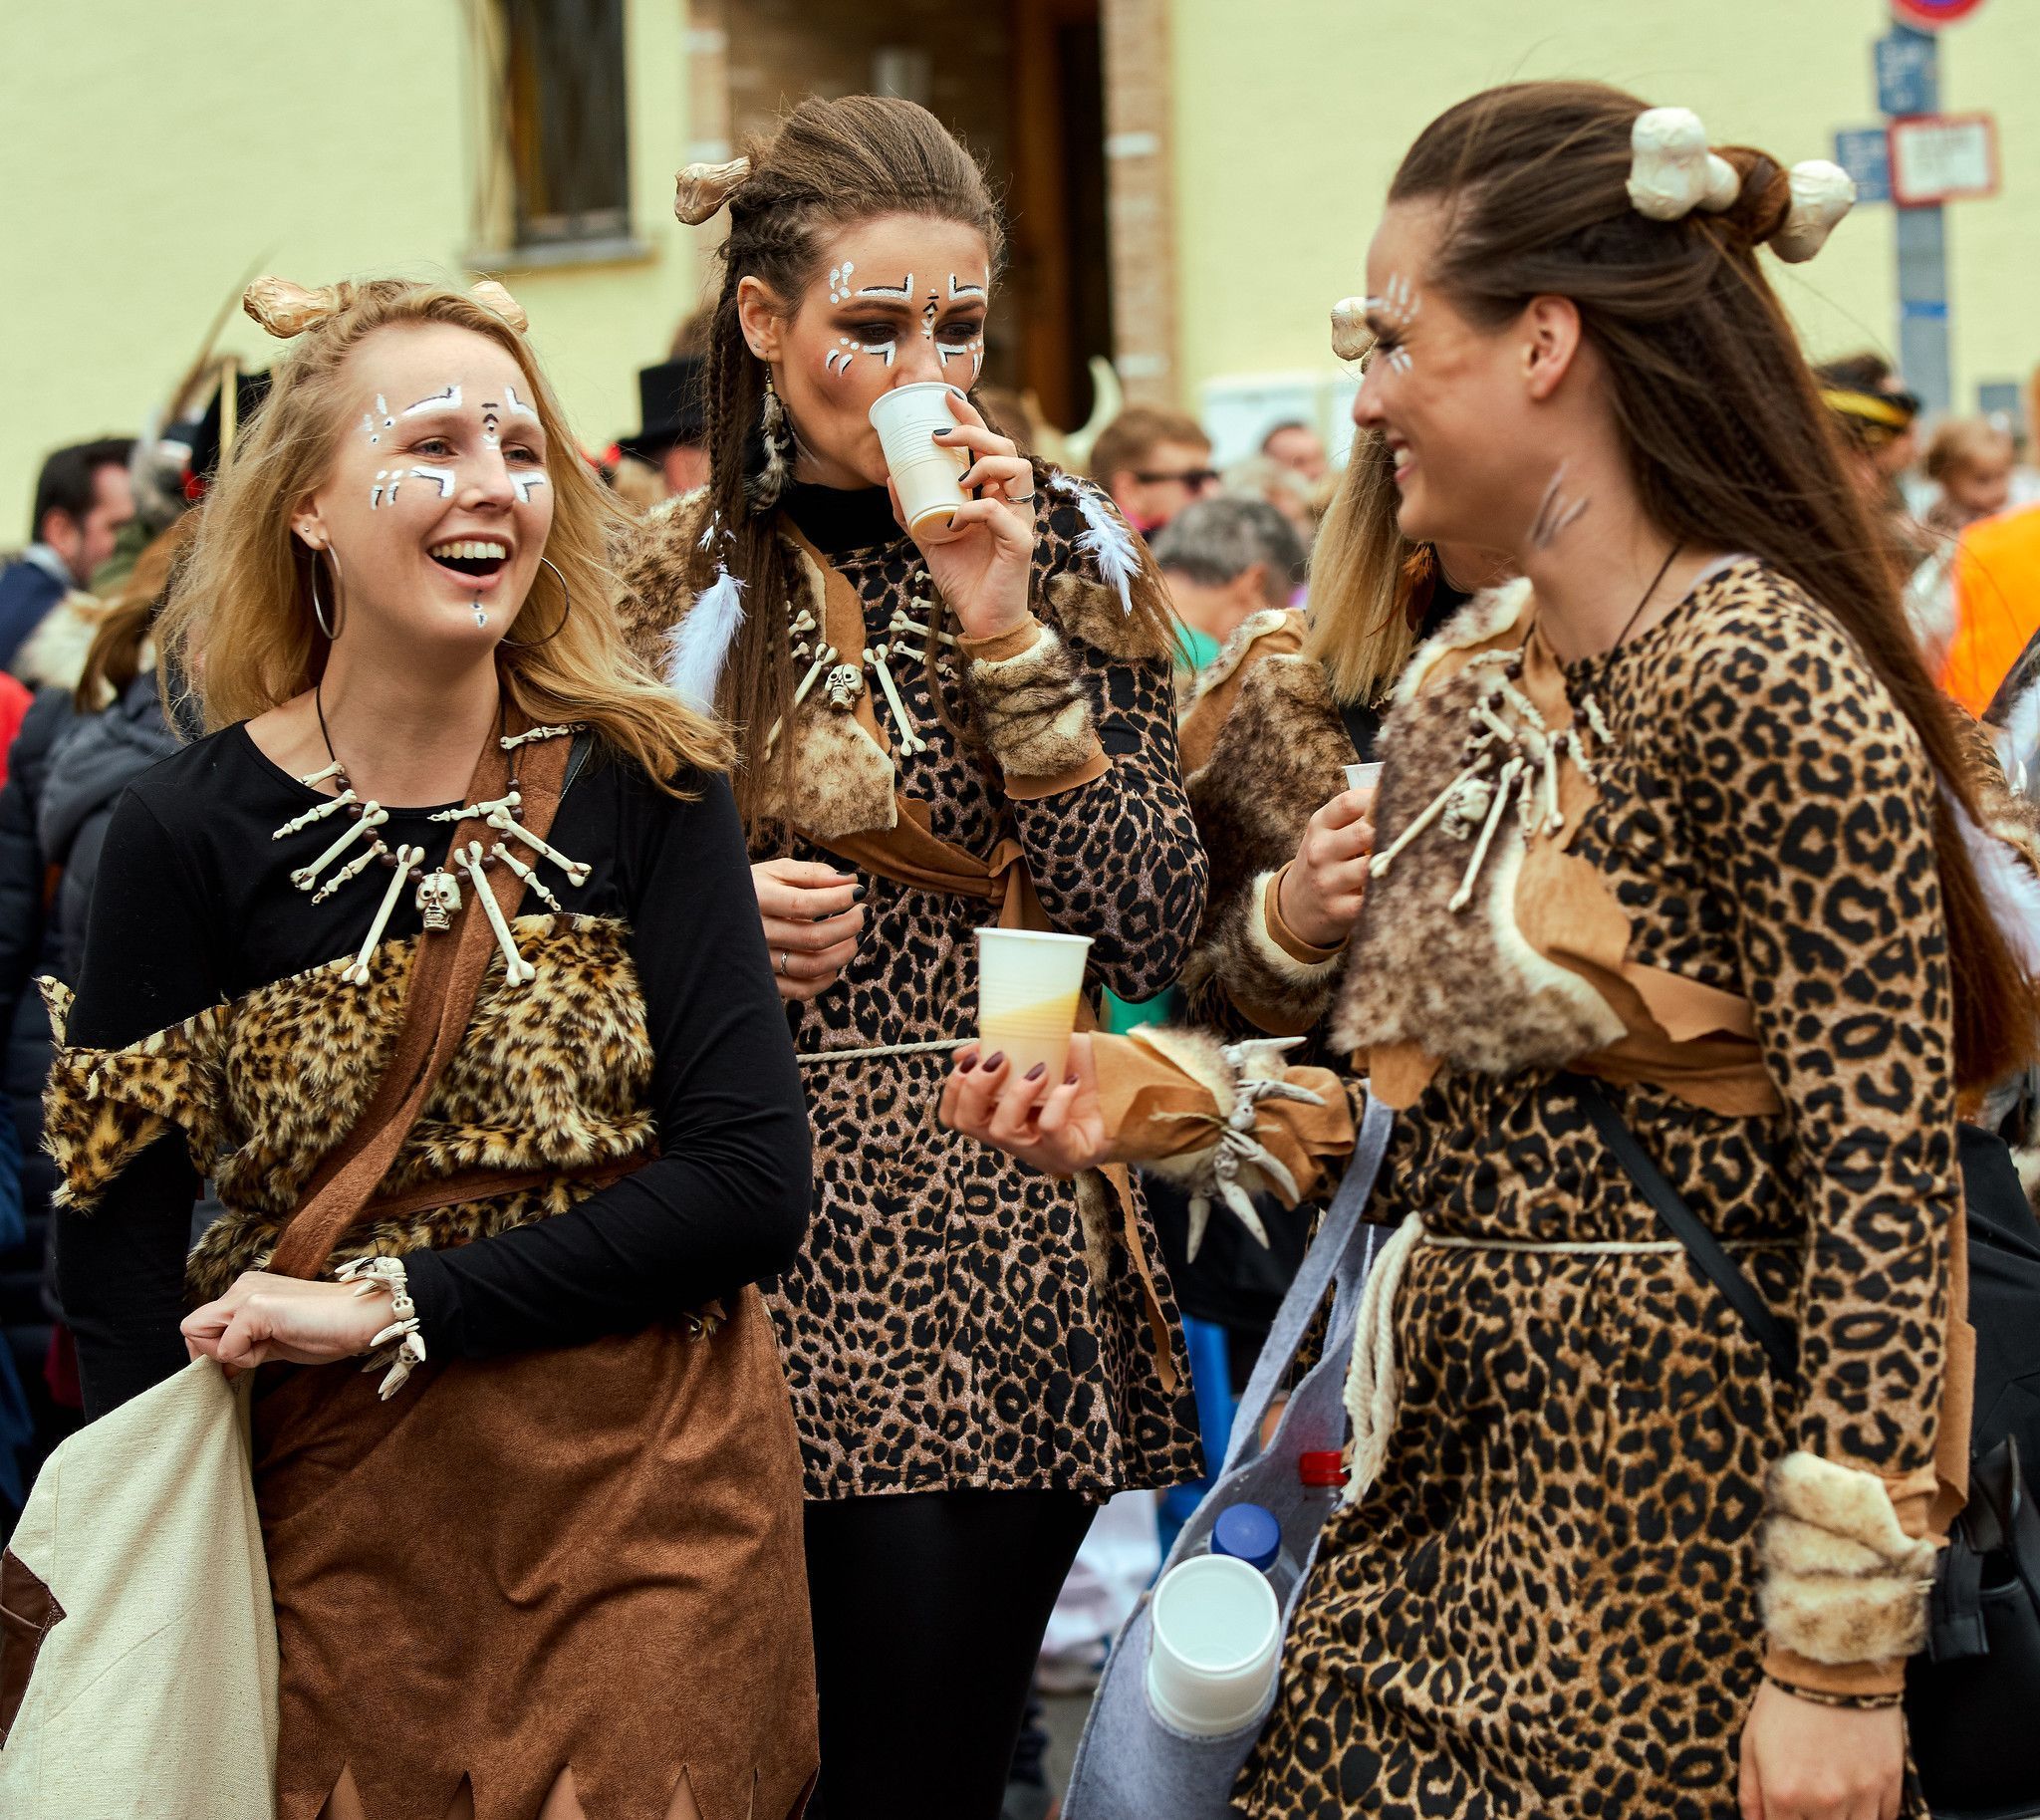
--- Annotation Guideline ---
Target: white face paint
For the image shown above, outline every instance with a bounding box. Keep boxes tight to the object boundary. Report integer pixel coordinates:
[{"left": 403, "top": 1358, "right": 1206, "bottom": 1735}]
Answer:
[
  {"left": 1364, "top": 273, "right": 1421, "bottom": 375},
  {"left": 854, "top": 273, "right": 914, "bottom": 301},
  {"left": 409, "top": 464, "right": 458, "bottom": 499},
  {"left": 509, "top": 470, "right": 547, "bottom": 505},
  {"left": 920, "top": 289, "right": 941, "bottom": 341},
  {"left": 400, "top": 384, "right": 463, "bottom": 418},
  {"left": 828, "top": 261, "right": 856, "bottom": 304},
  {"left": 948, "top": 271, "right": 987, "bottom": 303},
  {"left": 362, "top": 395, "right": 393, "bottom": 447},
  {"left": 369, "top": 469, "right": 398, "bottom": 509},
  {"left": 501, "top": 384, "right": 538, "bottom": 423}
]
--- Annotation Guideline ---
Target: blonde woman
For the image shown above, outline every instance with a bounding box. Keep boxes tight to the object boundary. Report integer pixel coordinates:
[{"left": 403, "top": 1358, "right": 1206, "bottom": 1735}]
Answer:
[{"left": 48, "top": 277, "right": 817, "bottom": 1820}]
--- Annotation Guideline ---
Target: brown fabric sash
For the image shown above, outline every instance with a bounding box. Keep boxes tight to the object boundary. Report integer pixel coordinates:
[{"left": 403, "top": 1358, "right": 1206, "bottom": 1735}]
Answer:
[{"left": 266, "top": 722, "right": 575, "bottom": 1281}]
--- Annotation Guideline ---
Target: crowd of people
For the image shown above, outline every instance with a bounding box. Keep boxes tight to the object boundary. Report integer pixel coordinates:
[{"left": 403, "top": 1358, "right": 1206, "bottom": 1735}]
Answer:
[{"left": 4, "top": 75, "right": 2040, "bottom": 1820}]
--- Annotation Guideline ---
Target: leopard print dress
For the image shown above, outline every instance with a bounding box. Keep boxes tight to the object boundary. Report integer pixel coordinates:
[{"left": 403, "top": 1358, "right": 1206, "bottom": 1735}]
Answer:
[
  {"left": 1230, "top": 561, "right": 1953, "bottom": 1818},
  {"left": 623, "top": 475, "right": 1209, "bottom": 1499}
]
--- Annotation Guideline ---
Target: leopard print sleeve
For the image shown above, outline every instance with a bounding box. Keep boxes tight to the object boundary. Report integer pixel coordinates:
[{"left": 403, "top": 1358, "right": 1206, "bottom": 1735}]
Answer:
[
  {"left": 988, "top": 474, "right": 1210, "bottom": 1000},
  {"left": 1674, "top": 585, "right": 1958, "bottom": 1485}
]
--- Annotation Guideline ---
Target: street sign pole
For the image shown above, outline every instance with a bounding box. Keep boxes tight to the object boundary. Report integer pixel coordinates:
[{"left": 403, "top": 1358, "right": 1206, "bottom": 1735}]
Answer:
[{"left": 1883, "top": 21, "right": 1950, "bottom": 415}]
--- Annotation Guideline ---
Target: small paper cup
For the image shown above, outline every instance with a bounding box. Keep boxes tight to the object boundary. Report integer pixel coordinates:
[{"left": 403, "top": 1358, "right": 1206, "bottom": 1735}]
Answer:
[
  {"left": 1343, "top": 761, "right": 1383, "bottom": 794},
  {"left": 1146, "top": 1554, "right": 1281, "bottom": 1737},
  {"left": 976, "top": 928, "right": 1093, "bottom": 1082},
  {"left": 869, "top": 382, "right": 971, "bottom": 531}
]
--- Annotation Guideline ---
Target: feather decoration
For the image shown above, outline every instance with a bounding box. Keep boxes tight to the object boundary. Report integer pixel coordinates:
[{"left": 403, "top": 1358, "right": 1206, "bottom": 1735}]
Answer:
[
  {"left": 1945, "top": 779, "right": 2040, "bottom": 974},
  {"left": 1050, "top": 473, "right": 1142, "bottom": 616},
  {"left": 662, "top": 565, "right": 746, "bottom": 714}
]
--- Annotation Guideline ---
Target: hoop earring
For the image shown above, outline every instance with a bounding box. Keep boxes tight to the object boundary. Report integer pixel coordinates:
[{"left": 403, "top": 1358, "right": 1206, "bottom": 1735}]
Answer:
[
  {"left": 505, "top": 556, "right": 572, "bottom": 649},
  {"left": 309, "top": 547, "right": 343, "bottom": 642},
  {"left": 747, "top": 367, "right": 792, "bottom": 513}
]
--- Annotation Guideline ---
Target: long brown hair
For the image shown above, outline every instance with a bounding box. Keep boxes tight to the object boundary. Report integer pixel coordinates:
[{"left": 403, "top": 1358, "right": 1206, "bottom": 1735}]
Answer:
[
  {"left": 678, "top": 97, "right": 1003, "bottom": 828},
  {"left": 76, "top": 512, "right": 199, "bottom": 713},
  {"left": 1303, "top": 428, "right": 1420, "bottom": 706},
  {"left": 1392, "top": 80, "right": 2034, "bottom": 1087},
  {"left": 166, "top": 277, "right": 729, "bottom": 789}
]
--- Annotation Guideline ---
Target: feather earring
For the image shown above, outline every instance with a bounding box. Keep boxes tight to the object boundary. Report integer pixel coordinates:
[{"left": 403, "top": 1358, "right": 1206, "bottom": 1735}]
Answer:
[
  {"left": 663, "top": 519, "right": 747, "bottom": 714},
  {"left": 748, "top": 369, "right": 792, "bottom": 513},
  {"left": 1049, "top": 474, "right": 1143, "bottom": 616}
]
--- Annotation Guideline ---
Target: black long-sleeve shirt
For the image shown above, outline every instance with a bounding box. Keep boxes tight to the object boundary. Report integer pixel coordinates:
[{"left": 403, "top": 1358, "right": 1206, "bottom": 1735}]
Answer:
[{"left": 54, "top": 723, "right": 811, "bottom": 1418}]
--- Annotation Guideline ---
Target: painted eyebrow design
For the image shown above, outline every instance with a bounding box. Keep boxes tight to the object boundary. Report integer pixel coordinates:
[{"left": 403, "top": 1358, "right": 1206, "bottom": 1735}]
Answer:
[{"left": 400, "top": 385, "right": 463, "bottom": 417}]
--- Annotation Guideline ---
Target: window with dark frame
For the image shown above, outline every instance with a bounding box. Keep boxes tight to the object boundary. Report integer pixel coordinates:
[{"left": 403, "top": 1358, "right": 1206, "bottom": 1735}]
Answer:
[{"left": 498, "top": 0, "right": 632, "bottom": 249}]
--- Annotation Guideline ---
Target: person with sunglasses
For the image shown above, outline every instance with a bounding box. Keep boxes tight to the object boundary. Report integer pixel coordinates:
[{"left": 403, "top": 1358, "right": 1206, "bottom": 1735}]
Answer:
[{"left": 1090, "top": 405, "right": 1222, "bottom": 535}]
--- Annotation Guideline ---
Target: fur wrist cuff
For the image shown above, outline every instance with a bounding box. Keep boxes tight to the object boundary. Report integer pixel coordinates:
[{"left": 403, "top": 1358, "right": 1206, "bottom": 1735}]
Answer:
[
  {"left": 1187, "top": 870, "right": 1346, "bottom": 1039},
  {"left": 965, "top": 621, "right": 1102, "bottom": 779},
  {"left": 1759, "top": 1451, "right": 1936, "bottom": 1666},
  {"left": 1131, "top": 1025, "right": 1326, "bottom": 1260}
]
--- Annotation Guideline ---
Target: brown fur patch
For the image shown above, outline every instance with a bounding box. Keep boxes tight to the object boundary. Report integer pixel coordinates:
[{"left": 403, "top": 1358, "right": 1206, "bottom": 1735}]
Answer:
[
  {"left": 965, "top": 625, "right": 1099, "bottom": 777},
  {"left": 613, "top": 487, "right": 714, "bottom": 674},
  {"left": 1181, "top": 650, "right": 1353, "bottom": 1032},
  {"left": 1046, "top": 572, "right": 1157, "bottom": 662}
]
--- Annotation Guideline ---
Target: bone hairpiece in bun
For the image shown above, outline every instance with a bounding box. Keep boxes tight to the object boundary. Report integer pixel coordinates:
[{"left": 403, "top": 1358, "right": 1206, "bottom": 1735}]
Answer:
[
  {"left": 1627, "top": 108, "right": 1741, "bottom": 220},
  {"left": 469, "top": 278, "right": 529, "bottom": 332},
  {"left": 1771, "top": 159, "right": 1857, "bottom": 263},
  {"left": 1330, "top": 296, "right": 1371, "bottom": 363},
  {"left": 243, "top": 275, "right": 347, "bottom": 339},
  {"left": 1628, "top": 107, "right": 1855, "bottom": 261},
  {"left": 675, "top": 155, "right": 752, "bottom": 225}
]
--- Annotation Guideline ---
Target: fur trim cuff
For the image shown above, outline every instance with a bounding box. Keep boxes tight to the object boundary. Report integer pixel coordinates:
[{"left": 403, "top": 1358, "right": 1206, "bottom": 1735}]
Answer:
[
  {"left": 965, "top": 621, "right": 1102, "bottom": 779},
  {"left": 1186, "top": 869, "right": 1346, "bottom": 1039},
  {"left": 1759, "top": 1451, "right": 1936, "bottom": 1667}
]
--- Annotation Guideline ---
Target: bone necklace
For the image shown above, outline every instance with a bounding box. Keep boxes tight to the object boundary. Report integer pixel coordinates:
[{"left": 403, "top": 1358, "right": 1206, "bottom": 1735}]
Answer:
[
  {"left": 768, "top": 565, "right": 958, "bottom": 759},
  {"left": 1368, "top": 544, "right": 1681, "bottom": 913},
  {"left": 270, "top": 685, "right": 588, "bottom": 987}
]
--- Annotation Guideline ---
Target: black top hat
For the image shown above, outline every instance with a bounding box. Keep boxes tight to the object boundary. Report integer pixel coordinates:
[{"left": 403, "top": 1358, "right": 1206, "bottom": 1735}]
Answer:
[{"left": 618, "top": 356, "right": 707, "bottom": 462}]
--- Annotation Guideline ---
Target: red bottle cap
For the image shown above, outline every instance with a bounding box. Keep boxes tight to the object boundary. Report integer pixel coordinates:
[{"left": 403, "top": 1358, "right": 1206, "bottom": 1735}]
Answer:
[{"left": 1298, "top": 1449, "right": 1350, "bottom": 1487}]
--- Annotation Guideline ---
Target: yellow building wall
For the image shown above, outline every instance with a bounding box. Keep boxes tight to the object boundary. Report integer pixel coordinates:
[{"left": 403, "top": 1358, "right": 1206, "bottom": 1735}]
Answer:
[
  {"left": 0, "top": 0, "right": 707, "bottom": 539},
  {"left": 1168, "top": 0, "right": 2039, "bottom": 432}
]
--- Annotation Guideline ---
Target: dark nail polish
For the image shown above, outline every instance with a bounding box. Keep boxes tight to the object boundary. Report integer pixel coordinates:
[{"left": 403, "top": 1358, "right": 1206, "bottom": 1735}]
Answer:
[
  {"left": 1066, "top": 1073, "right": 1079, "bottom": 1086},
  {"left": 851, "top": 884, "right": 867, "bottom": 900},
  {"left": 1025, "top": 1063, "right": 1047, "bottom": 1081},
  {"left": 984, "top": 1052, "right": 1006, "bottom": 1071},
  {"left": 957, "top": 1048, "right": 979, "bottom": 1071}
]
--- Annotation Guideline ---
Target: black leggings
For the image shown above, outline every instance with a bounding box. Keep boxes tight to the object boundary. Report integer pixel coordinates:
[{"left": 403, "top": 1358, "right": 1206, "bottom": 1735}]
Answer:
[{"left": 802, "top": 1488, "right": 1096, "bottom": 1820}]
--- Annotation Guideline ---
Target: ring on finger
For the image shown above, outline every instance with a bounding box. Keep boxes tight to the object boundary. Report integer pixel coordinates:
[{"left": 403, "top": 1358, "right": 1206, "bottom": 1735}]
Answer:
[{"left": 777, "top": 949, "right": 790, "bottom": 976}]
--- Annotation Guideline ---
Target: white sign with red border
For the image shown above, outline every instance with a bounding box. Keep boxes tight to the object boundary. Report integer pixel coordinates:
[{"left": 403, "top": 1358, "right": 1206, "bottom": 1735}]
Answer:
[
  {"left": 1889, "top": 113, "right": 1999, "bottom": 203},
  {"left": 1891, "top": 0, "right": 1987, "bottom": 28}
]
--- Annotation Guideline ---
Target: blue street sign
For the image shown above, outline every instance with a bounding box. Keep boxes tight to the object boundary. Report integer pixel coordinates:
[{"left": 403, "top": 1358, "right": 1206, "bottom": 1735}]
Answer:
[
  {"left": 1876, "top": 26, "right": 1939, "bottom": 116},
  {"left": 1834, "top": 128, "right": 1893, "bottom": 203}
]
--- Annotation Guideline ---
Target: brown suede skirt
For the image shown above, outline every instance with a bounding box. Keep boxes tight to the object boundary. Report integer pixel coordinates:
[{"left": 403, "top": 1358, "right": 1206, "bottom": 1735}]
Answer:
[{"left": 253, "top": 1286, "right": 817, "bottom": 1820}]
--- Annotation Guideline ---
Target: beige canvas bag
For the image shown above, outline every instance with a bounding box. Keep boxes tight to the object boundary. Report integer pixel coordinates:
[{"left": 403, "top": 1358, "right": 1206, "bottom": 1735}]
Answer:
[{"left": 0, "top": 1357, "right": 278, "bottom": 1819}]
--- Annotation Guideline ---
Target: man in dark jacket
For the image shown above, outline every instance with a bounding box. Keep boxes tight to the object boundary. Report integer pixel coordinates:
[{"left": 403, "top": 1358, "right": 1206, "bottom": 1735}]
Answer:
[{"left": 0, "top": 439, "right": 134, "bottom": 671}]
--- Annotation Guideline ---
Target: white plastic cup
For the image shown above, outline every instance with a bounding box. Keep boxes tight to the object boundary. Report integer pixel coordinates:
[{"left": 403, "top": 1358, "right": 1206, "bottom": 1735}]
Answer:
[
  {"left": 976, "top": 928, "right": 1093, "bottom": 1082},
  {"left": 1343, "top": 761, "right": 1383, "bottom": 794},
  {"left": 869, "top": 382, "right": 971, "bottom": 531},
  {"left": 1146, "top": 1554, "right": 1282, "bottom": 1737}
]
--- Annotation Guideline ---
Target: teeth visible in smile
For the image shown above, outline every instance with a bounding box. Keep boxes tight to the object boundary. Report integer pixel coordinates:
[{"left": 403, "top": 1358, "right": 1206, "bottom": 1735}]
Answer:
[{"left": 429, "top": 540, "right": 508, "bottom": 561}]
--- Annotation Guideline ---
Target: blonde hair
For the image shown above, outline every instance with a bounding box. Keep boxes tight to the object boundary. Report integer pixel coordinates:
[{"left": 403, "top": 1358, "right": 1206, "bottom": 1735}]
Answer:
[
  {"left": 1302, "top": 429, "right": 1420, "bottom": 705},
  {"left": 166, "top": 276, "right": 729, "bottom": 789},
  {"left": 1923, "top": 415, "right": 2014, "bottom": 484}
]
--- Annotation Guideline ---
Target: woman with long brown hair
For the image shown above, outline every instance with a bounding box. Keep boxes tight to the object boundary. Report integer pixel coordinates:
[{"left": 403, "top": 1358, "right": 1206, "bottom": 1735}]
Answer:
[
  {"left": 624, "top": 95, "right": 1209, "bottom": 1819},
  {"left": 48, "top": 275, "right": 817, "bottom": 1820},
  {"left": 945, "top": 81, "right": 2034, "bottom": 1819}
]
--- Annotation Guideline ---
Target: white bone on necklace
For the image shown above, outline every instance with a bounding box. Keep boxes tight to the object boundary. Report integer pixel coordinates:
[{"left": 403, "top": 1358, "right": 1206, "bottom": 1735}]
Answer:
[
  {"left": 292, "top": 804, "right": 388, "bottom": 892},
  {"left": 767, "top": 643, "right": 841, "bottom": 752},
  {"left": 865, "top": 644, "right": 927, "bottom": 755},
  {"left": 1370, "top": 763, "right": 1485, "bottom": 880},
  {"left": 492, "top": 842, "right": 564, "bottom": 913},
  {"left": 298, "top": 760, "right": 347, "bottom": 789},
  {"left": 1449, "top": 757, "right": 1526, "bottom": 912},
  {"left": 272, "top": 788, "right": 360, "bottom": 839},
  {"left": 486, "top": 809, "right": 591, "bottom": 887},
  {"left": 428, "top": 790, "right": 521, "bottom": 824},
  {"left": 312, "top": 844, "right": 387, "bottom": 905},
  {"left": 458, "top": 842, "right": 536, "bottom": 986},
  {"left": 342, "top": 844, "right": 424, "bottom": 986},
  {"left": 499, "top": 723, "right": 581, "bottom": 751}
]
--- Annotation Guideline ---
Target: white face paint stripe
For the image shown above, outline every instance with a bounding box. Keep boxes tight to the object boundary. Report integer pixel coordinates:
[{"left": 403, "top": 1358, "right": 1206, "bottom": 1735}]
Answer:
[
  {"left": 854, "top": 274, "right": 913, "bottom": 300},
  {"left": 510, "top": 471, "right": 547, "bottom": 505},
  {"left": 948, "top": 272, "right": 987, "bottom": 301},
  {"left": 370, "top": 470, "right": 396, "bottom": 509},
  {"left": 409, "top": 465, "right": 457, "bottom": 498},
  {"left": 501, "top": 385, "right": 538, "bottom": 422},
  {"left": 828, "top": 261, "right": 856, "bottom": 303},
  {"left": 921, "top": 292, "right": 940, "bottom": 340},
  {"left": 362, "top": 413, "right": 380, "bottom": 446},
  {"left": 401, "top": 385, "right": 462, "bottom": 417}
]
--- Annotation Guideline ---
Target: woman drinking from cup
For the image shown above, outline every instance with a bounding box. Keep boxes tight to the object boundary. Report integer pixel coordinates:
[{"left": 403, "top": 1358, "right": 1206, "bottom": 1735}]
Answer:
[
  {"left": 50, "top": 275, "right": 817, "bottom": 1820},
  {"left": 943, "top": 80, "right": 2037, "bottom": 1820},
  {"left": 626, "top": 96, "right": 1210, "bottom": 1820}
]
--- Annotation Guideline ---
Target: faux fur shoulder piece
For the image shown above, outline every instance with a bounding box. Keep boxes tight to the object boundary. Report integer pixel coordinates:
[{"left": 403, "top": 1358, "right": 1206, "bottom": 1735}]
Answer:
[
  {"left": 1394, "top": 577, "right": 1534, "bottom": 706},
  {"left": 614, "top": 486, "right": 716, "bottom": 672},
  {"left": 1046, "top": 572, "right": 1155, "bottom": 661},
  {"left": 13, "top": 591, "right": 108, "bottom": 691},
  {"left": 1188, "top": 609, "right": 1306, "bottom": 712}
]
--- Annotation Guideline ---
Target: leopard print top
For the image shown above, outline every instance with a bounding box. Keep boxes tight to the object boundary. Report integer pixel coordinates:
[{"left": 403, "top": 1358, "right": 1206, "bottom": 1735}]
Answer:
[
  {"left": 627, "top": 474, "right": 1211, "bottom": 1498},
  {"left": 1233, "top": 560, "right": 1954, "bottom": 1817}
]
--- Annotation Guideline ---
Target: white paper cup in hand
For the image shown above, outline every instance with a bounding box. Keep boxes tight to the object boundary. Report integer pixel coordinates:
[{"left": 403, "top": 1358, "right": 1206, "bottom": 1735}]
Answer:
[
  {"left": 870, "top": 382, "right": 971, "bottom": 531},
  {"left": 1343, "top": 761, "right": 1383, "bottom": 794},
  {"left": 976, "top": 928, "right": 1093, "bottom": 1082},
  {"left": 1146, "top": 1554, "right": 1282, "bottom": 1737}
]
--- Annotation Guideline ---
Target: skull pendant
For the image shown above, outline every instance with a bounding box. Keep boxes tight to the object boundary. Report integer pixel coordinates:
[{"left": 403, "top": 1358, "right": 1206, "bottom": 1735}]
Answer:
[
  {"left": 415, "top": 870, "right": 463, "bottom": 932},
  {"left": 824, "top": 663, "right": 865, "bottom": 709},
  {"left": 1440, "top": 775, "right": 1495, "bottom": 842}
]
